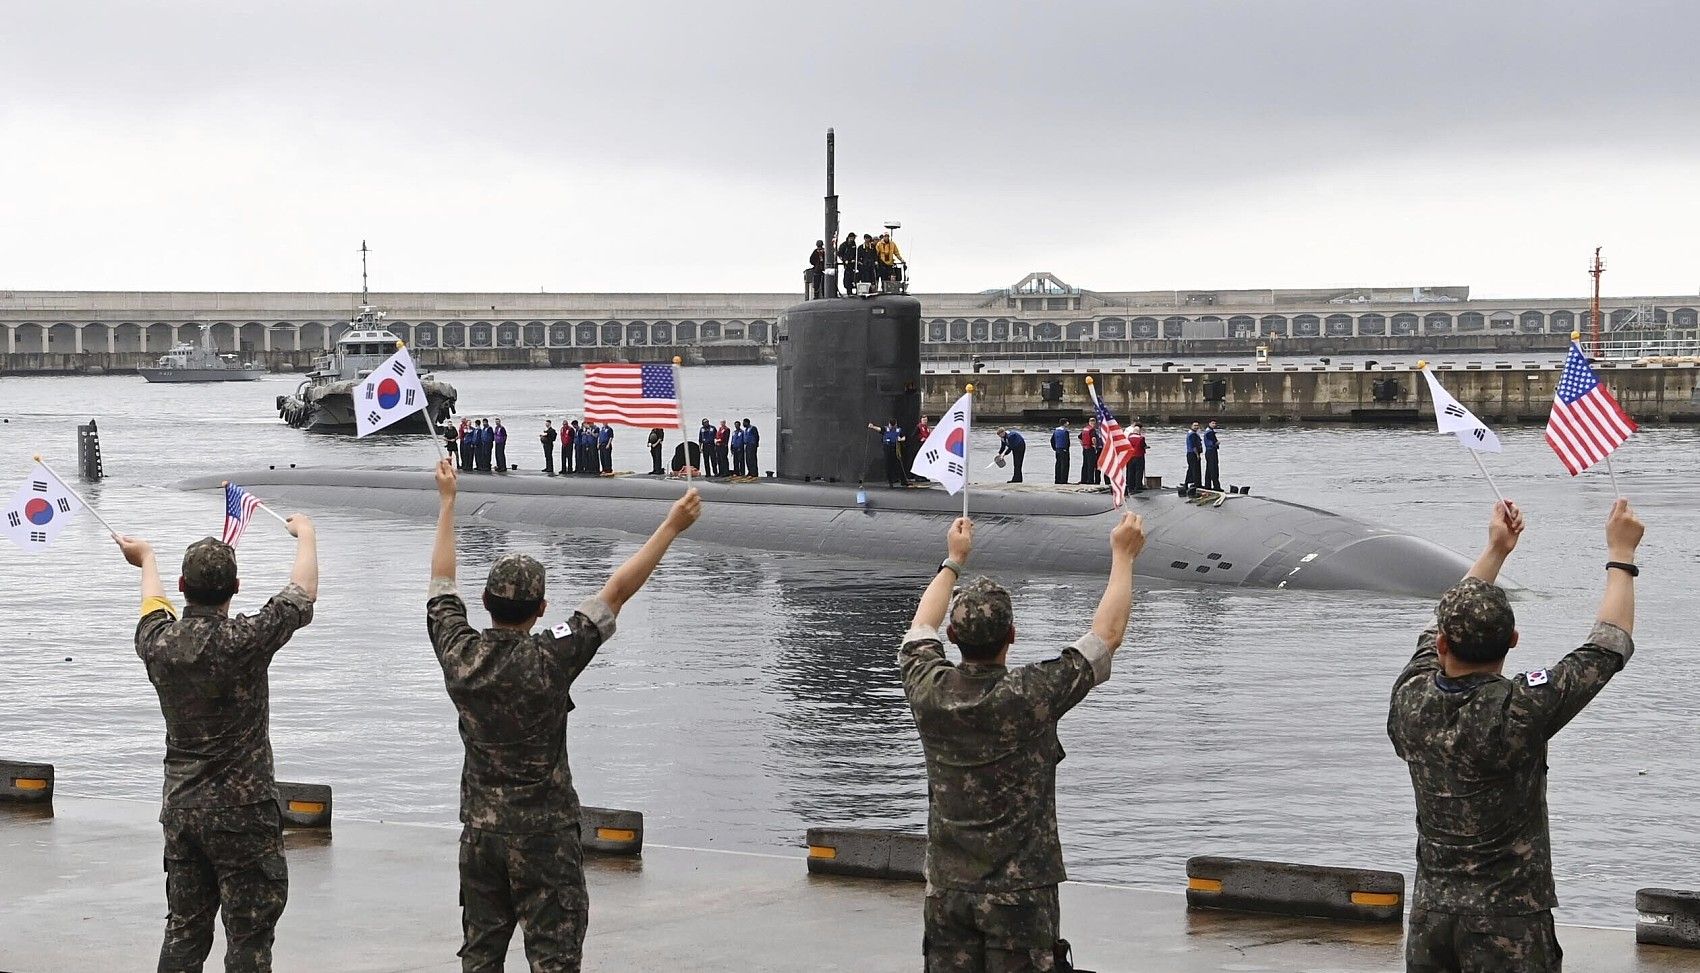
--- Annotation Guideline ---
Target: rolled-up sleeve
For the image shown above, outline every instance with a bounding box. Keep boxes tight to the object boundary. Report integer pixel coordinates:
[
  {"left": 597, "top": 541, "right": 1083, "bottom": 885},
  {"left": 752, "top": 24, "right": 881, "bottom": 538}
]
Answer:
[{"left": 1071, "top": 632, "right": 1113, "bottom": 685}]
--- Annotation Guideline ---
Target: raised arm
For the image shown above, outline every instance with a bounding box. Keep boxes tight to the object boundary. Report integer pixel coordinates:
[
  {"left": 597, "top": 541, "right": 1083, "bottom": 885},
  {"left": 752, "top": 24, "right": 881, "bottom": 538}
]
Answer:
[
  {"left": 910, "top": 517, "right": 972, "bottom": 631},
  {"left": 597, "top": 488, "right": 702, "bottom": 615},
  {"left": 116, "top": 535, "right": 170, "bottom": 609},
  {"left": 431, "top": 458, "right": 457, "bottom": 587},
  {"left": 1089, "top": 512, "right": 1144, "bottom": 652},
  {"left": 1598, "top": 497, "right": 1643, "bottom": 635},
  {"left": 1465, "top": 500, "right": 1523, "bottom": 585},
  {"left": 284, "top": 514, "right": 319, "bottom": 600}
]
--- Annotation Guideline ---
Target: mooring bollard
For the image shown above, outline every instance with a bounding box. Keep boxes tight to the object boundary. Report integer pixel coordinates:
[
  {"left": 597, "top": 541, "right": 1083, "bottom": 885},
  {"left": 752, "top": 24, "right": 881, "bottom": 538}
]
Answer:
[
  {"left": 1185, "top": 855, "right": 1404, "bottom": 923},
  {"left": 804, "top": 827, "right": 926, "bottom": 881}
]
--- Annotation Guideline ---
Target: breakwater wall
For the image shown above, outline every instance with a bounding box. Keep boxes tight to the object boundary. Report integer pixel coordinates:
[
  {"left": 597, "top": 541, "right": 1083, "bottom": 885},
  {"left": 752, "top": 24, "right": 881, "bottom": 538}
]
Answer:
[
  {"left": 0, "top": 344, "right": 774, "bottom": 376},
  {"left": 926, "top": 361, "right": 1700, "bottom": 423}
]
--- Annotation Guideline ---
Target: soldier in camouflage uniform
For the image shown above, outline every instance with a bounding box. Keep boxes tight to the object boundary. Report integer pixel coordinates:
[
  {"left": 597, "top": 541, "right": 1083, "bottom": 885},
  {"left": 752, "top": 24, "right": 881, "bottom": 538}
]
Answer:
[
  {"left": 898, "top": 512, "right": 1144, "bottom": 972},
  {"left": 119, "top": 518, "right": 319, "bottom": 973},
  {"left": 1388, "top": 498, "right": 1644, "bottom": 972},
  {"left": 426, "top": 458, "right": 701, "bottom": 971}
]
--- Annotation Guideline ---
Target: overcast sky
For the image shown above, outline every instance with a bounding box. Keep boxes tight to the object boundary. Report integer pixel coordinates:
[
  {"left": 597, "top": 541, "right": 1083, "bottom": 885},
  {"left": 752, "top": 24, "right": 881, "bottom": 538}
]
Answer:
[{"left": 5, "top": 0, "right": 1698, "bottom": 298}]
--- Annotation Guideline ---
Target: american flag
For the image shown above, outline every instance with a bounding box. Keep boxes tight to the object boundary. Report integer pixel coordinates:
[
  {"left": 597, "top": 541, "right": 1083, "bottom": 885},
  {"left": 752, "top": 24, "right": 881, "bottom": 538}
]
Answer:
[
  {"left": 1546, "top": 342, "right": 1637, "bottom": 475},
  {"left": 222, "top": 482, "right": 264, "bottom": 547},
  {"left": 1089, "top": 386, "right": 1136, "bottom": 507},
  {"left": 583, "top": 363, "right": 682, "bottom": 428}
]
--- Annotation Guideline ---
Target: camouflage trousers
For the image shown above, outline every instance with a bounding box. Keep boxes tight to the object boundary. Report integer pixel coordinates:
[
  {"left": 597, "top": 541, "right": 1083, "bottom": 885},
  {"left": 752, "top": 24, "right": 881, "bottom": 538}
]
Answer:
[
  {"left": 1405, "top": 907, "right": 1563, "bottom": 972},
  {"left": 458, "top": 825, "right": 589, "bottom": 972},
  {"left": 924, "top": 885, "right": 1060, "bottom": 972},
  {"left": 157, "top": 801, "right": 288, "bottom": 973}
]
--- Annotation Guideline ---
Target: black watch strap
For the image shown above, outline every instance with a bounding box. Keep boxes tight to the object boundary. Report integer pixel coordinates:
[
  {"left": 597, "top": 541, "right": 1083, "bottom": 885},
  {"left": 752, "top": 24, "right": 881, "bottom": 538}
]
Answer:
[{"left": 1606, "top": 561, "right": 1639, "bottom": 577}]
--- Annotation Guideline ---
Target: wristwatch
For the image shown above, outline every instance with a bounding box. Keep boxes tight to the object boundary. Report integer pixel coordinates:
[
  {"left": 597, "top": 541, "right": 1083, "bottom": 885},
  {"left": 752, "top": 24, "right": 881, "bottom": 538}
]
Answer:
[
  {"left": 939, "top": 559, "right": 965, "bottom": 577},
  {"left": 1606, "top": 561, "right": 1639, "bottom": 577}
]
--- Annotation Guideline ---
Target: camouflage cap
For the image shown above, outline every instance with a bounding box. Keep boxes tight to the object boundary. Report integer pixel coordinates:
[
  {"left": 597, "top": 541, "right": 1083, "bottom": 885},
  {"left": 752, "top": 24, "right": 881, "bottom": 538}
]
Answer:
[
  {"left": 182, "top": 537, "right": 238, "bottom": 591},
  {"left": 949, "top": 576, "right": 1014, "bottom": 650},
  {"left": 485, "top": 553, "right": 545, "bottom": 602},
  {"left": 1436, "top": 577, "right": 1516, "bottom": 656}
]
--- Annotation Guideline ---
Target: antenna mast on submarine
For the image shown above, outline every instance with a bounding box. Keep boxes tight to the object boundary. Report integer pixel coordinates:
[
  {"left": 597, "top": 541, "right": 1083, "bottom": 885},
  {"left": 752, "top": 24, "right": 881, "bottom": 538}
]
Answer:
[
  {"left": 1589, "top": 247, "right": 1604, "bottom": 357},
  {"left": 824, "top": 130, "right": 839, "bottom": 299},
  {"left": 360, "top": 239, "right": 371, "bottom": 307}
]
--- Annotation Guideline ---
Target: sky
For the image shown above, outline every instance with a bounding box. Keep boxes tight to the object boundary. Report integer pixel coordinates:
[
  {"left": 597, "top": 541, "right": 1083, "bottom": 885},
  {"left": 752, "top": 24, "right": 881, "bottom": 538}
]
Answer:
[{"left": 4, "top": 0, "right": 1698, "bottom": 299}]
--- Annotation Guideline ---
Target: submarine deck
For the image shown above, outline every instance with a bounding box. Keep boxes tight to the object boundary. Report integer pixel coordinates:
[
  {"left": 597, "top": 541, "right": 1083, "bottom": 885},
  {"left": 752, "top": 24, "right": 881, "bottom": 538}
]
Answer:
[{"left": 2, "top": 797, "right": 1687, "bottom": 972}]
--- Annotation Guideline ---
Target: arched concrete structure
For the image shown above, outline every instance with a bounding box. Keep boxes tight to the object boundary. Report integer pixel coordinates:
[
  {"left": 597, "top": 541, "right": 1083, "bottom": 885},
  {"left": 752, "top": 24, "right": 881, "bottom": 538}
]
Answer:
[
  {"left": 1099, "top": 317, "right": 1127, "bottom": 339},
  {"left": 700, "top": 321, "right": 722, "bottom": 341},
  {"left": 442, "top": 323, "right": 466, "bottom": 348},
  {"left": 1519, "top": 310, "right": 1544, "bottom": 333},
  {"left": 1292, "top": 314, "right": 1319, "bottom": 337},
  {"left": 652, "top": 321, "right": 673, "bottom": 344},
  {"left": 47, "top": 322, "right": 78, "bottom": 353},
  {"left": 209, "top": 322, "right": 235, "bottom": 351},
  {"left": 948, "top": 319, "right": 967, "bottom": 340},
  {"left": 1259, "top": 315, "right": 1286, "bottom": 336},
  {"left": 550, "top": 321, "right": 572, "bottom": 346},
  {"left": 115, "top": 323, "right": 143, "bottom": 353},
  {"left": 1161, "top": 316, "right": 1186, "bottom": 338},
  {"left": 1458, "top": 312, "right": 1485, "bottom": 332},
  {"left": 600, "top": 321, "right": 621, "bottom": 345},
  {"left": 1067, "top": 320, "right": 1095, "bottom": 340},
  {"left": 1359, "top": 313, "right": 1386, "bottom": 335},
  {"left": 1424, "top": 312, "right": 1451, "bottom": 334},
  {"left": 523, "top": 321, "right": 544, "bottom": 347},
  {"left": 991, "top": 319, "right": 1010, "bottom": 341},
  {"left": 676, "top": 321, "right": 697, "bottom": 344},
  {"left": 1035, "top": 321, "right": 1063, "bottom": 341},
  {"left": 470, "top": 322, "right": 493, "bottom": 347},
  {"left": 625, "top": 321, "right": 647, "bottom": 345},
  {"left": 270, "top": 324, "right": 299, "bottom": 351},
  {"left": 495, "top": 322, "right": 520, "bottom": 347},
  {"left": 1325, "top": 314, "right": 1352, "bottom": 337}
]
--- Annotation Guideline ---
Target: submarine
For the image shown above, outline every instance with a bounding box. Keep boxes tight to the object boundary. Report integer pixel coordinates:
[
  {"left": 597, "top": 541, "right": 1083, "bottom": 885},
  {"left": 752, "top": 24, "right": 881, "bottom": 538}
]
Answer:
[{"left": 184, "top": 132, "right": 1472, "bottom": 597}]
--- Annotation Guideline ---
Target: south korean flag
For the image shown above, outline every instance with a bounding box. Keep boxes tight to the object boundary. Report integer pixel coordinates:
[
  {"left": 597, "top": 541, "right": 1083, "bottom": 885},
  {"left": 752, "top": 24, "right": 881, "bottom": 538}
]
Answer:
[
  {"left": 355, "top": 344, "right": 431, "bottom": 437},
  {"left": 1419, "top": 366, "right": 1502, "bottom": 453},
  {"left": 2, "top": 463, "right": 83, "bottom": 553},
  {"left": 910, "top": 392, "right": 973, "bottom": 495}
]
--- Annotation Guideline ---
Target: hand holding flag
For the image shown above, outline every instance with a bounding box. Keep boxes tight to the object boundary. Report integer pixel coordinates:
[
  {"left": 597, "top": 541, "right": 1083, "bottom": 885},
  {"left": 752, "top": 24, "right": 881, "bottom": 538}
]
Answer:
[{"left": 221, "top": 481, "right": 290, "bottom": 548}]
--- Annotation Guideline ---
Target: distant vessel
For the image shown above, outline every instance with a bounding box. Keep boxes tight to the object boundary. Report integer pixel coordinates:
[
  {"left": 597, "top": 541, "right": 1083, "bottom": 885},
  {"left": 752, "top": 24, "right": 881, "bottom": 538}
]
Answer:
[
  {"left": 276, "top": 243, "right": 458, "bottom": 433},
  {"left": 139, "top": 332, "right": 266, "bottom": 383}
]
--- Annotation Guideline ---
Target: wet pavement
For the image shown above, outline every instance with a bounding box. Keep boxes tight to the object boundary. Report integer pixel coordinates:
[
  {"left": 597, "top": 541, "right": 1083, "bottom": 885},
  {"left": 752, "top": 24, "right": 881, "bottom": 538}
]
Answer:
[{"left": 2, "top": 797, "right": 1693, "bottom": 972}]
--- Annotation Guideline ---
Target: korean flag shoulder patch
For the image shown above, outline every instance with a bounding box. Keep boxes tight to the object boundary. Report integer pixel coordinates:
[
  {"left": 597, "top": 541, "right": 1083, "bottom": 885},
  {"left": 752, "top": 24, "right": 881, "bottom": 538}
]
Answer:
[
  {"left": 551, "top": 621, "right": 571, "bottom": 640},
  {"left": 1524, "top": 669, "right": 1550, "bottom": 687}
]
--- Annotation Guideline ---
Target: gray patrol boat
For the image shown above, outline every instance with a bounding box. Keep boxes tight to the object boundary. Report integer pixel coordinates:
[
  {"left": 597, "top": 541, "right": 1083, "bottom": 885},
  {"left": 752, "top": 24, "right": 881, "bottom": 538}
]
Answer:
[
  {"left": 276, "top": 245, "right": 458, "bottom": 433},
  {"left": 139, "top": 332, "right": 267, "bottom": 383}
]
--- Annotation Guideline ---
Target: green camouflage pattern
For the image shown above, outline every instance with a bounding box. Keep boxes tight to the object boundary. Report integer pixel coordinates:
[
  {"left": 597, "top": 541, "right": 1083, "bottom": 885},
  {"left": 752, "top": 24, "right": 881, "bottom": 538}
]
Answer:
[
  {"left": 949, "top": 576, "right": 1014, "bottom": 649},
  {"left": 1406, "top": 906, "right": 1562, "bottom": 972},
  {"left": 1388, "top": 617, "right": 1633, "bottom": 914},
  {"left": 898, "top": 630, "right": 1100, "bottom": 893},
  {"left": 457, "top": 826, "right": 588, "bottom": 972},
  {"left": 158, "top": 801, "right": 288, "bottom": 973},
  {"left": 426, "top": 589, "right": 615, "bottom": 833},
  {"left": 181, "top": 537, "right": 239, "bottom": 592},
  {"left": 924, "top": 885, "right": 1060, "bottom": 972},
  {"left": 135, "top": 583, "right": 316, "bottom": 810},
  {"left": 485, "top": 553, "right": 546, "bottom": 603}
]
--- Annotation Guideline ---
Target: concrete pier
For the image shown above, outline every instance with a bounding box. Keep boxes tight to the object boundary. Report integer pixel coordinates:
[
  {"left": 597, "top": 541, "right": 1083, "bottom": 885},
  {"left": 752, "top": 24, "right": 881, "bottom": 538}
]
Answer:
[
  {"left": 930, "top": 361, "right": 1700, "bottom": 423},
  {"left": 1, "top": 797, "right": 1690, "bottom": 972}
]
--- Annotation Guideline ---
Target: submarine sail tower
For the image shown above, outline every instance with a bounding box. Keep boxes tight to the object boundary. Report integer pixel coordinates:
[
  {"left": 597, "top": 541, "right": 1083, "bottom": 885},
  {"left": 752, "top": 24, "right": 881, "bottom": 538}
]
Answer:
[{"left": 776, "top": 131, "right": 922, "bottom": 484}]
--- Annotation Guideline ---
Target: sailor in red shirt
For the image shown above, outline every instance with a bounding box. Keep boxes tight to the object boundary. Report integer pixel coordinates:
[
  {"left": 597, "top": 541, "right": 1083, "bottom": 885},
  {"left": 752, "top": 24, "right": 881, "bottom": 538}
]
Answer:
[
  {"left": 1127, "top": 423, "right": 1147, "bottom": 494},
  {"left": 1078, "top": 420, "right": 1101, "bottom": 485}
]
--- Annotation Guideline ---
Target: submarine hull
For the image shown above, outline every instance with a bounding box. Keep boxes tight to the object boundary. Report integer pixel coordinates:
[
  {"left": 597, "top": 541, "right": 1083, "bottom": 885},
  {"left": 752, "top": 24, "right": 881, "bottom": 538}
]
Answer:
[{"left": 179, "top": 469, "right": 1472, "bottom": 596}]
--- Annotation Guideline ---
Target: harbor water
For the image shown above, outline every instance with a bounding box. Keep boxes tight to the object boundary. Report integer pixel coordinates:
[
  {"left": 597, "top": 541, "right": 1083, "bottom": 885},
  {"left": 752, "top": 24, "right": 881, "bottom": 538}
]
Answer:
[{"left": 0, "top": 365, "right": 1694, "bottom": 927}]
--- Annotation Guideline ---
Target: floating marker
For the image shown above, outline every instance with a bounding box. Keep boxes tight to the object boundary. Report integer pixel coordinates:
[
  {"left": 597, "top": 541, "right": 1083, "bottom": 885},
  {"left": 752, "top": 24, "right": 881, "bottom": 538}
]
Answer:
[
  {"left": 805, "top": 827, "right": 925, "bottom": 881},
  {"left": 1185, "top": 855, "right": 1404, "bottom": 923}
]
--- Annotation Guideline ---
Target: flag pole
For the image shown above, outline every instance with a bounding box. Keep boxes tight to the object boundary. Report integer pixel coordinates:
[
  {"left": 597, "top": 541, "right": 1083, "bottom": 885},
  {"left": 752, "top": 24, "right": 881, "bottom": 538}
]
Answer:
[
  {"left": 674, "top": 356, "right": 691, "bottom": 485},
  {"left": 1604, "top": 454, "right": 1623, "bottom": 497},
  {"left": 400, "top": 341, "right": 448, "bottom": 463},
  {"left": 221, "top": 481, "right": 291, "bottom": 528},
  {"left": 1467, "top": 451, "right": 1508, "bottom": 507},
  {"left": 34, "top": 454, "right": 119, "bottom": 539},
  {"left": 962, "top": 383, "right": 974, "bottom": 518}
]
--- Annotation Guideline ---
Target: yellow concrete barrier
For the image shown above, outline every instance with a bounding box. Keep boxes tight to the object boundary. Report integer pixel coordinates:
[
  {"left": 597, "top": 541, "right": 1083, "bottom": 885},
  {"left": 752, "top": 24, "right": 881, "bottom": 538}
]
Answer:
[
  {"left": 581, "top": 806, "right": 643, "bottom": 856},
  {"left": 275, "top": 781, "right": 332, "bottom": 829}
]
